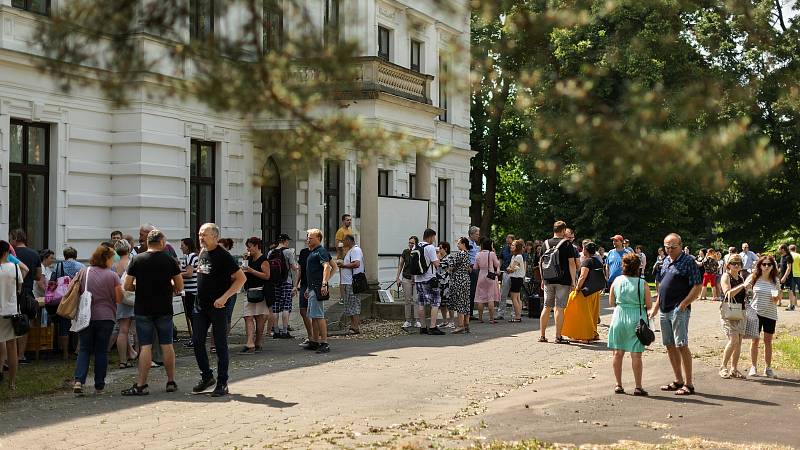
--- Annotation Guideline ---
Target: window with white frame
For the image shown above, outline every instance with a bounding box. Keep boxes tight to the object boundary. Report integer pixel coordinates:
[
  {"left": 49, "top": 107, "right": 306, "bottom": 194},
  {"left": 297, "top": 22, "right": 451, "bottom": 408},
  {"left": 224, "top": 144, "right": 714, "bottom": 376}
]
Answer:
[{"left": 378, "top": 26, "right": 391, "bottom": 61}]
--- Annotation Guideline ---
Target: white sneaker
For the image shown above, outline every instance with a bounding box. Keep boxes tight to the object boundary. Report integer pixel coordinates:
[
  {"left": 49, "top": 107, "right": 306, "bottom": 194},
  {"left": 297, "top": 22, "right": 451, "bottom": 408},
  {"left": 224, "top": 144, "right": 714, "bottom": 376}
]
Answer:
[
  {"left": 402, "top": 321, "right": 412, "bottom": 328},
  {"left": 764, "top": 367, "right": 776, "bottom": 378},
  {"left": 415, "top": 321, "right": 422, "bottom": 328},
  {"left": 748, "top": 366, "right": 758, "bottom": 377},
  {"left": 445, "top": 322, "right": 455, "bottom": 329}
]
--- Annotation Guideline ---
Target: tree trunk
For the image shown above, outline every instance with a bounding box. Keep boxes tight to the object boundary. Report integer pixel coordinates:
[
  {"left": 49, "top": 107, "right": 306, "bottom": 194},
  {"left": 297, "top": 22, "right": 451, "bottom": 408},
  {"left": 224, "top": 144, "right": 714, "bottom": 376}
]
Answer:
[{"left": 480, "top": 80, "right": 510, "bottom": 234}]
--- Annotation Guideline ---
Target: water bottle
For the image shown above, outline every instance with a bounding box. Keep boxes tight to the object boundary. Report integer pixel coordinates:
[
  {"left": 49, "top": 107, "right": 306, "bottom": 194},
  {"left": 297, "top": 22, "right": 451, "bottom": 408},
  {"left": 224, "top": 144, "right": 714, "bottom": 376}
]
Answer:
[{"left": 40, "top": 307, "right": 49, "bottom": 326}]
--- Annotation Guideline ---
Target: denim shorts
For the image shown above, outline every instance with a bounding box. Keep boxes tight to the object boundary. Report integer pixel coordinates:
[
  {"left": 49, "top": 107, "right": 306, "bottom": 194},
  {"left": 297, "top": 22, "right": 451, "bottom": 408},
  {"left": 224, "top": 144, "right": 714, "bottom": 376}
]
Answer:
[
  {"left": 307, "top": 289, "right": 325, "bottom": 319},
  {"left": 135, "top": 315, "right": 174, "bottom": 346},
  {"left": 660, "top": 307, "right": 691, "bottom": 347},
  {"left": 790, "top": 277, "right": 800, "bottom": 294}
]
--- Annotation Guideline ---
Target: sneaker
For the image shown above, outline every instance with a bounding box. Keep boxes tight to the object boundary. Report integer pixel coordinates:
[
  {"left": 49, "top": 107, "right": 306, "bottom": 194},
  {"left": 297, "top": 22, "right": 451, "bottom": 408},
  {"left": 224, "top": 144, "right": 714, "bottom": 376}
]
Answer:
[
  {"left": 415, "top": 321, "right": 422, "bottom": 328},
  {"left": 420, "top": 327, "right": 429, "bottom": 335},
  {"left": 18, "top": 358, "right": 30, "bottom": 365},
  {"left": 281, "top": 332, "right": 294, "bottom": 339},
  {"left": 748, "top": 366, "right": 758, "bottom": 378},
  {"left": 301, "top": 341, "right": 319, "bottom": 350},
  {"left": 151, "top": 361, "right": 164, "bottom": 368},
  {"left": 299, "top": 338, "right": 310, "bottom": 347},
  {"left": 764, "top": 367, "right": 776, "bottom": 378},
  {"left": 272, "top": 332, "right": 281, "bottom": 339},
  {"left": 429, "top": 327, "right": 445, "bottom": 335},
  {"left": 402, "top": 321, "right": 412, "bottom": 328},
  {"left": 73, "top": 381, "right": 84, "bottom": 396},
  {"left": 192, "top": 377, "right": 216, "bottom": 393},
  {"left": 786, "top": 305, "right": 795, "bottom": 311},
  {"left": 316, "top": 343, "right": 331, "bottom": 353},
  {"left": 210, "top": 383, "right": 229, "bottom": 397},
  {"left": 183, "top": 341, "right": 194, "bottom": 348},
  {"left": 445, "top": 322, "right": 456, "bottom": 329}
]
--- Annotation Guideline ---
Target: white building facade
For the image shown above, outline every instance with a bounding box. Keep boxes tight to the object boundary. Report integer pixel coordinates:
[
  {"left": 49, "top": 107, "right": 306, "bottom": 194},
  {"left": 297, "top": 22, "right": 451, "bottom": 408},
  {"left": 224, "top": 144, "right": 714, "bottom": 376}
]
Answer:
[{"left": 0, "top": 0, "right": 471, "bottom": 284}]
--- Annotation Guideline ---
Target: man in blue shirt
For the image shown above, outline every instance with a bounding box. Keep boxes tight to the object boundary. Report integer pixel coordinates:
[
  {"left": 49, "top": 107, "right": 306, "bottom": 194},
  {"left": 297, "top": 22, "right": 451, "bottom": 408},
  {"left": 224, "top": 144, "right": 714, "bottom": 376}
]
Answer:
[
  {"left": 739, "top": 242, "right": 758, "bottom": 278},
  {"left": 653, "top": 233, "right": 702, "bottom": 396},
  {"left": 468, "top": 226, "right": 480, "bottom": 319},
  {"left": 604, "top": 234, "right": 631, "bottom": 288}
]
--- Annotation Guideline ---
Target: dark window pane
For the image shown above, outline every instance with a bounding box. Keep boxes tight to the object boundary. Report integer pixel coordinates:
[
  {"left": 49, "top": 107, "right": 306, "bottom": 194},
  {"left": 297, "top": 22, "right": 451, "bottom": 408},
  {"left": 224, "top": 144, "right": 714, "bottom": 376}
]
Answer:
[
  {"left": 28, "top": 125, "right": 46, "bottom": 165},
  {"left": 26, "top": 174, "right": 46, "bottom": 250},
  {"left": 411, "top": 41, "right": 421, "bottom": 72},
  {"left": 30, "top": 0, "right": 48, "bottom": 14},
  {"left": 199, "top": 145, "right": 213, "bottom": 177},
  {"left": 10, "top": 123, "right": 23, "bottom": 164},
  {"left": 12, "top": 0, "right": 25, "bottom": 8},
  {"left": 263, "top": 0, "right": 283, "bottom": 52},
  {"left": 190, "top": 183, "right": 198, "bottom": 237},
  {"left": 190, "top": 143, "right": 199, "bottom": 176},
  {"left": 9, "top": 174, "right": 23, "bottom": 233},
  {"left": 378, "top": 27, "right": 390, "bottom": 60},
  {"left": 200, "top": 185, "right": 214, "bottom": 225},
  {"left": 409, "top": 174, "right": 416, "bottom": 198}
]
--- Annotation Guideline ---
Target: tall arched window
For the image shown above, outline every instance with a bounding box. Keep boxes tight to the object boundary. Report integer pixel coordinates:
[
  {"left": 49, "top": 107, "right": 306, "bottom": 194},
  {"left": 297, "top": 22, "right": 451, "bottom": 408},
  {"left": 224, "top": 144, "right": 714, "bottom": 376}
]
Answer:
[{"left": 261, "top": 157, "right": 281, "bottom": 247}]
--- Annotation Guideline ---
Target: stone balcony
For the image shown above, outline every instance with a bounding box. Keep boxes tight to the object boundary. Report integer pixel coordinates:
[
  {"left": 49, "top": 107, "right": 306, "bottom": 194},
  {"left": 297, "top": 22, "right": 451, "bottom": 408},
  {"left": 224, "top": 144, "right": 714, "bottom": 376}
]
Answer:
[{"left": 334, "top": 56, "right": 434, "bottom": 105}]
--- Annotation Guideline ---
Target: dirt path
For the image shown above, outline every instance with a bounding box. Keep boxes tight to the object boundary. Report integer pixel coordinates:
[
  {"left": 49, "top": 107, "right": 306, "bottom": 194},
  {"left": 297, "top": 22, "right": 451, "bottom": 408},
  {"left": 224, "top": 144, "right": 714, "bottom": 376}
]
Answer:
[{"left": 1, "top": 301, "right": 798, "bottom": 449}]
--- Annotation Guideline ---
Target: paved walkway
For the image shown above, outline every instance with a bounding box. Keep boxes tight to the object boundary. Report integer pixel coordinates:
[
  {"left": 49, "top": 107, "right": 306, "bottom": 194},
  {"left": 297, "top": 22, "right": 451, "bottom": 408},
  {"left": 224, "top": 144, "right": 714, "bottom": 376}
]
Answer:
[{"left": 1, "top": 301, "right": 799, "bottom": 449}]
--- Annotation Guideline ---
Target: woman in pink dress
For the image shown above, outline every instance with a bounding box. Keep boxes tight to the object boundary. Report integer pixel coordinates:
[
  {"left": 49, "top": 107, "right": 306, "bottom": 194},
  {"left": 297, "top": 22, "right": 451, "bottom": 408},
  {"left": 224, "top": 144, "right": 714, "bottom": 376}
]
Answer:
[{"left": 474, "top": 238, "right": 500, "bottom": 323}]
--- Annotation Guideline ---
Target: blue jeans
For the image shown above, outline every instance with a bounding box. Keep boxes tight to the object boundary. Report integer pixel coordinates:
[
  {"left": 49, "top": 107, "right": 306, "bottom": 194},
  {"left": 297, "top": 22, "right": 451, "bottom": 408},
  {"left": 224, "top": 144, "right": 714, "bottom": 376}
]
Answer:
[
  {"left": 224, "top": 294, "right": 237, "bottom": 325},
  {"left": 73, "top": 320, "right": 115, "bottom": 389},
  {"left": 135, "top": 315, "right": 175, "bottom": 346},
  {"left": 192, "top": 305, "right": 229, "bottom": 384},
  {"left": 660, "top": 307, "right": 691, "bottom": 347}
]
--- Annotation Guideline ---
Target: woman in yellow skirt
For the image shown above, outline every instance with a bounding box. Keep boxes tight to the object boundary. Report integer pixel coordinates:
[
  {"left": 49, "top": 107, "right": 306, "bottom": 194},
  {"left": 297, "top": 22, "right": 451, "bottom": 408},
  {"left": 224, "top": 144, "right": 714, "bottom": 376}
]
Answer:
[{"left": 562, "top": 242, "right": 603, "bottom": 343}]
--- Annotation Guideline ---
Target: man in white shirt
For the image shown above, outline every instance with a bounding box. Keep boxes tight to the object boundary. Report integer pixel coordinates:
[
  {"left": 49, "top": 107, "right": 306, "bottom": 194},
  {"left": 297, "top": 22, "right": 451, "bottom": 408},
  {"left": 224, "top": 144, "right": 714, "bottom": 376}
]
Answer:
[
  {"left": 416, "top": 228, "right": 444, "bottom": 335},
  {"left": 739, "top": 243, "right": 758, "bottom": 278},
  {"left": 337, "top": 235, "right": 364, "bottom": 334}
]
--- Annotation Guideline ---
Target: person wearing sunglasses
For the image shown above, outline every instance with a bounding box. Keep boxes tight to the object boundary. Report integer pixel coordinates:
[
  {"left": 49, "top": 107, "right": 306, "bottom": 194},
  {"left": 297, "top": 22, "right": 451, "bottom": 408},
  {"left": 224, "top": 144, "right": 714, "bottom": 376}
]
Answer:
[
  {"left": 745, "top": 255, "right": 781, "bottom": 378},
  {"left": 718, "top": 254, "right": 747, "bottom": 379}
]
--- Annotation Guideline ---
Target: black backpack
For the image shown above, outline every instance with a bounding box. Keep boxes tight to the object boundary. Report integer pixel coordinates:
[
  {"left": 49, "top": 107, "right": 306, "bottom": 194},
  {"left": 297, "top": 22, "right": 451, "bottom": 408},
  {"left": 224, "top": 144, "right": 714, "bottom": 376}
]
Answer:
[
  {"left": 267, "top": 248, "right": 290, "bottom": 283},
  {"left": 540, "top": 238, "right": 568, "bottom": 282},
  {"left": 408, "top": 243, "right": 431, "bottom": 276}
]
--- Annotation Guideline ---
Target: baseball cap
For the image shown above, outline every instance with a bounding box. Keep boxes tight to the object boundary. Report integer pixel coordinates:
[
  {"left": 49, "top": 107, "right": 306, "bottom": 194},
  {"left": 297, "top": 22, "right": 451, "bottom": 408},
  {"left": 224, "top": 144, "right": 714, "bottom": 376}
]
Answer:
[
  {"left": 610, "top": 234, "right": 624, "bottom": 242},
  {"left": 277, "top": 233, "right": 292, "bottom": 242}
]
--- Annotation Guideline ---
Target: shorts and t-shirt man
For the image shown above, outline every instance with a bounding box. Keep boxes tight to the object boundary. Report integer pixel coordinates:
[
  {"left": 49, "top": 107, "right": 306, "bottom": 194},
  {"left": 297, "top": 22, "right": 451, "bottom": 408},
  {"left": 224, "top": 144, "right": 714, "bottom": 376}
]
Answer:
[
  {"left": 306, "top": 245, "right": 332, "bottom": 319},
  {"left": 415, "top": 244, "right": 440, "bottom": 307},
  {"left": 341, "top": 245, "right": 364, "bottom": 316},
  {"left": 126, "top": 251, "right": 181, "bottom": 346},
  {"left": 656, "top": 252, "right": 702, "bottom": 347},
  {"left": 543, "top": 238, "right": 579, "bottom": 309}
]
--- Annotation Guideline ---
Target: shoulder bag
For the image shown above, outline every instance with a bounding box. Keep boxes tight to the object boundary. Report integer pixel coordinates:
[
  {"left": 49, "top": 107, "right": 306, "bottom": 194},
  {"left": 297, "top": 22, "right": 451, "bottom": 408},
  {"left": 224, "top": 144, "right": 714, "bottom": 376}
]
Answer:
[
  {"left": 581, "top": 259, "right": 607, "bottom": 296},
  {"left": 635, "top": 277, "right": 655, "bottom": 346},
  {"left": 349, "top": 250, "right": 369, "bottom": 294},
  {"left": 8, "top": 265, "right": 31, "bottom": 336},
  {"left": 56, "top": 269, "right": 83, "bottom": 320},
  {"left": 70, "top": 267, "right": 93, "bottom": 333},
  {"left": 486, "top": 253, "right": 497, "bottom": 280},
  {"left": 720, "top": 287, "right": 744, "bottom": 321}
]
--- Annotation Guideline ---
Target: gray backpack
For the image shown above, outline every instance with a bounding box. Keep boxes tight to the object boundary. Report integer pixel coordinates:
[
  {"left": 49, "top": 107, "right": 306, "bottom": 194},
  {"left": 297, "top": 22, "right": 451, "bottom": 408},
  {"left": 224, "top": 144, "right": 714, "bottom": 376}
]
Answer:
[{"left": 540, "top": 239, "right": 568, "bottom": 282}]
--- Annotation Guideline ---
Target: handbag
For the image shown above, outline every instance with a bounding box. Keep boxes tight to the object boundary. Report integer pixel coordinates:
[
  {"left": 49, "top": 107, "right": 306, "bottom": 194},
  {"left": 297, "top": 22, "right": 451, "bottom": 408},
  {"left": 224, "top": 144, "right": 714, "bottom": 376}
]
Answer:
[
  {"left": 353, "top": 272, "right": 368, "bottom": 294},
  {"left": 581, "top": 259, "right": 607, "bottom": 296},
  {"left": 70, "top": 267, "right": 92, "bottom": 333},
  {"left": 57, "top": 270, "right": 83, "bottom": 320},
  {"left": 720, "top": 291, "right": 744, "bottom": 321},
  {"left": 485, "top": 253, "right": 497, "bottom": 280},
  {"left": 14, "top": 265, "right": 38, "bottom": 320},
  {"left": 634, "top": 277, "right": 655, "bottom": 346},
  {"left": 8, "top": 270, "right": 31, "bottom": 336},
  {"left": 45, "top": 262, "right": 71, "bottom": 307},
  {"left": 246, "top": 287, "right": 265, "bottom": 303}
]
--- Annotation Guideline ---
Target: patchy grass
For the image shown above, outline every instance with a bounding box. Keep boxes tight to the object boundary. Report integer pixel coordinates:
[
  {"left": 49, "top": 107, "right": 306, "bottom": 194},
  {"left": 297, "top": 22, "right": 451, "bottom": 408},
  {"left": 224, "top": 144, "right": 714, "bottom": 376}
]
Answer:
[
  {"left": 772, "top": 333, "right": 800, "bottom": 372},
  {"left": 0, "top": 360, "right": 73, "bottom": 402},
  {"left": 451, "top": 437, "right": 792, "bottom": 450}
]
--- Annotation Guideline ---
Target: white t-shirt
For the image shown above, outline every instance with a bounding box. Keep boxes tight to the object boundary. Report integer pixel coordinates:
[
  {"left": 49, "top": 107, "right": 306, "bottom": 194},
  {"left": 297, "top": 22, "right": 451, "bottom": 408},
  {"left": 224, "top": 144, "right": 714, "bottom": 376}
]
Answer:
[
  {"left": 340, "top": 246, "right": 364, "bottom": 285},
  {"left": 0, "top": 262, "right": 20, "bottom": 316},
  {"left": 510, "top": 254, "right": 526, "bottom": 278},
  {"left": 414, "top": 243, "right": 439, "bottom": 283}
]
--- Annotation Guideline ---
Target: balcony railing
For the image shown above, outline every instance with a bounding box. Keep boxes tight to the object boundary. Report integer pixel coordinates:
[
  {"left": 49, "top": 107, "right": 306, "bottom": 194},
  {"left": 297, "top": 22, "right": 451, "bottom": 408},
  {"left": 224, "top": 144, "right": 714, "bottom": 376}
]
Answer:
[{"left": 336, "top": 56, "right": 434, "bottom": 105}]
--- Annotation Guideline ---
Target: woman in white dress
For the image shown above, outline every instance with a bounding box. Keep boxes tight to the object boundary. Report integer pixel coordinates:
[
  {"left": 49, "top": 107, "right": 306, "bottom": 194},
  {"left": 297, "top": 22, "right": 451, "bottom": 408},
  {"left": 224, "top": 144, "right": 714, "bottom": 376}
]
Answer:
[{"left": 0, "top": 240, "right": 24, "bottom": 390}]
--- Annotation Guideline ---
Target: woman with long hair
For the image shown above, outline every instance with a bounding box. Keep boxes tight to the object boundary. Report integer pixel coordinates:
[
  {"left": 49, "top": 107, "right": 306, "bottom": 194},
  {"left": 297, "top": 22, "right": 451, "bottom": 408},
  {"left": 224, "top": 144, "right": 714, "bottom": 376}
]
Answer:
[
  {"left": 745, "top": 255, "right": 781, "bottom": 378},
  {"left": 474, "top": 238, "right": 500, "bottom": 323},
  {"left": 563, "top": 242, "right": 603, "bottom": 343},
  {"left": 718, "top": 254, "right": 747, "bottom": 379},
  {"left": 442, "top": 237, "right": 473, "bottom": 333},
  {"left": 239, "top": 237, "right": 270, "bottom": 354},
  {"left": 73, "top": 245, "right": 124, "bottom": 395},
  {"left": 114, "top": 239, "right": 138, "bottom": 368},
  {"left": 506, "top": 239, "right": 526, "bottom": 322}
]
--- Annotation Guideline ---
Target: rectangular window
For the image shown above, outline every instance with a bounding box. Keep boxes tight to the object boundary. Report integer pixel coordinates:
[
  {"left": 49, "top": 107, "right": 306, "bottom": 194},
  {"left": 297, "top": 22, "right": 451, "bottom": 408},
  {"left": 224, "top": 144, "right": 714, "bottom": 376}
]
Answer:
[
  {"left": 324, "top": 0, "right": 340, "bottom": 47},
  {"left": 438, "top": 179, "right": 449, "bottom": 240},
  {"left": 263, "top": 0, "right": 284, "bottom": 52},
  {"left": 190, "top": 140, "right": 216, "bottom": 242},
  {"left": 409, "top": 173, "right": 416, "bottom": 199},
  {"left": 439, "top": 56, "right": 448, "bottom": 122},
  {"left": 410, "top": 40, "right": 422, "bottom": 72},
  {"left": 324, "top": 160, "right": 341, "bottom": 250},
  {"left": 11, "top": 0, "right": 50, "bottom": 15},
  {"left": 378, "top": 170, "right": 390, "bottom": 196},
  {"left": 378, "top": 26, "right": 391, "bottom": 61},
  {"left": 9, "top": 120, "right": 49, "bottom": 250},
  {"left": 190, "top": 0, "right": 214, "bottom": 42}
]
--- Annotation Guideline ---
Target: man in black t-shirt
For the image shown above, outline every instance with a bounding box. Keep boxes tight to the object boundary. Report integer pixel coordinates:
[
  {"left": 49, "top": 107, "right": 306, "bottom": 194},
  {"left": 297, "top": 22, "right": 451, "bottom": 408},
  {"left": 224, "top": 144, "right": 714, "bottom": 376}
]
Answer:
[
  {"left": 122, "top": 229, "right": 183, "bottom": 396},
  {"left": 539, "top": 221, "right": 578, "bottom": 344},
  {"left": 191, "top": 223, "right": 246, "bottom": 397},
  {"left": 9, "top": 229, "right": 41, "bottom": 363},
  {"left": 295, "top": 247, "right": 313, "bottom": 345}
]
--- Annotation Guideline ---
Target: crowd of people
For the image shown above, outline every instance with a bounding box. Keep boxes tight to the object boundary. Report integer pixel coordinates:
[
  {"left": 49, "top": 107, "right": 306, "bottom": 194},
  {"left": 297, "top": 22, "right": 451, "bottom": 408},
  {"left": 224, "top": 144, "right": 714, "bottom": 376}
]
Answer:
[{"left": 0, "top": 216, "right": 797, "bottom": 399}]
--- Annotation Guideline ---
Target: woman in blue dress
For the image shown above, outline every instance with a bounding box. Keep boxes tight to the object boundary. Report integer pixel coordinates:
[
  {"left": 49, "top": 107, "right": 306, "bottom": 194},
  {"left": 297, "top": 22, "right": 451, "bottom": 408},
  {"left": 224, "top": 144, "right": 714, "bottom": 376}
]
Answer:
[{"left": 608, "top": 252, "right": 652, "bottom": 396}]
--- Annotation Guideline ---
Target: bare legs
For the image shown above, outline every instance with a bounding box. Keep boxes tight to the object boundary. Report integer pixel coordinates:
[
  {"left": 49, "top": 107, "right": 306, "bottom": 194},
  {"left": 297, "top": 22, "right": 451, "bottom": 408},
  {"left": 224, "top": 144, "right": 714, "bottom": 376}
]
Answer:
[
  {"left": 116, "top": 318, "right": 135, "bottom": 365},
  {"left": 311, "top": 318, "right": 328, "bottom": 344},
  {"left": 612, "top": 350, "right": 644, "bottom": 390},
  {"left": 476, "top": 302, "right": 496, "bottom": 322},
  {"left": 1, "top": 341, "right": 18, "bottom": 388},
  {"left": 510, "top": 292, "right": 522, "bottom": 320},
  {"left": 136, "top": 344, "right": 176, "bottom": 387},
  {"left": 721, "top": 334, "right": 743, "bottom": 373},
  {"left": 750, "top": 333, "right": 774, "bottom": 371},
  {"left": 665, "top": 345, "right": 693, "bottom": 387}
]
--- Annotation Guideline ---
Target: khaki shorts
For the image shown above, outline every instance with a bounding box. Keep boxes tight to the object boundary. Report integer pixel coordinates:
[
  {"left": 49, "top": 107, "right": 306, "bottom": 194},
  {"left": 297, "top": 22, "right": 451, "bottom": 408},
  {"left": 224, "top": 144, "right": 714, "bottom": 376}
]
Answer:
[{"left": 543, "top": 283, "right": 571, "bottom": 309}]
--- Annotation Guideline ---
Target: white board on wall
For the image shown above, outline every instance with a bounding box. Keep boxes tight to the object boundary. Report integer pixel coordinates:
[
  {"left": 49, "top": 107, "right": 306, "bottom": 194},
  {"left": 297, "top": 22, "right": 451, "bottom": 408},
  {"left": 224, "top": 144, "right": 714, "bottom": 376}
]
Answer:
[{"left": 377, "top": 197, "right": 429, "bottom": 255}]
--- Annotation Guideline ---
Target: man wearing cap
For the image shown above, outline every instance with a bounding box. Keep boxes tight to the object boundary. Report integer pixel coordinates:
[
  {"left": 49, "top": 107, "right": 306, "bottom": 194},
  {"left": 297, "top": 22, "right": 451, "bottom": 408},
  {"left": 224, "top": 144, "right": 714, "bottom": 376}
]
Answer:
[
  {"left": 605, "top": 235, "right": 632, "bottom": 289},
  {"left": 271, "top": 233, "right": 300, "bottom": 338}
]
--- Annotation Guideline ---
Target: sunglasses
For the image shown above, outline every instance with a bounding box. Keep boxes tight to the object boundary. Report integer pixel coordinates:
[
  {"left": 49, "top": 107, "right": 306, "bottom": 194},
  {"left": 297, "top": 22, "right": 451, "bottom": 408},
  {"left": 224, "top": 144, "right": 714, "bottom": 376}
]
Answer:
[
  {"left": 760, "top": 263, "right": 773, "bottom": 267},
  {"left": 729, "top": 262, "right": 741, "bottom": 266}
]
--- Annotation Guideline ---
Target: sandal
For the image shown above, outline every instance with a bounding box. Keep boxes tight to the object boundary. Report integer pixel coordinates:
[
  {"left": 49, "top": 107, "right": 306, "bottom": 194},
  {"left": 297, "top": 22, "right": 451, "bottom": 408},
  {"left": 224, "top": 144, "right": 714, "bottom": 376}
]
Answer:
[
  {"left": 633, "top": 387, "right": 649, "bottom": 396},
  {"left": 538, "top": 336, "right": 548, "bottom": 343},
  {"left": 121, "top": 383, "right": 149, "bottom": 396},
  {"left": 730, "top": 369, "right": 746, "bottom": 379},
  {"left": 718, "top": 367, "right": 730, "bottom": 379},
  {"left": 348, "top": 328, "right": 361, "bottom": 335},
  {"left": 554, "top": 336, "right": 570, "bottom": 344},
  {"left": 660, "top": 381, "right": 684, "bottom": 391},
  {"left": 614, "top": 385, "right": 625, "bottom": 394},
  {"left": 166, "top": 381, "right": 178, "bottom": 393},
  {"left": 675, "top": 385, "right": 695, "bottom": 395}
]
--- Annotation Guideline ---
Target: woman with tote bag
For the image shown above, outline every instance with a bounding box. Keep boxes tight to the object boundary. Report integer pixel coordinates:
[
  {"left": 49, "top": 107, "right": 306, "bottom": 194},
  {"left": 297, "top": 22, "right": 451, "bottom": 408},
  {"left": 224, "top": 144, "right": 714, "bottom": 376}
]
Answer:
[{"left": 718, "top": 254, "right": 747, "bottom": 379}]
